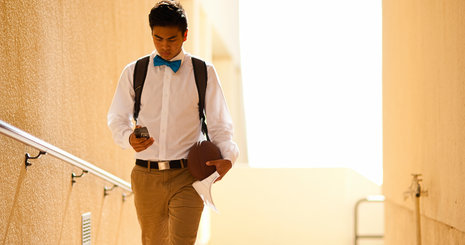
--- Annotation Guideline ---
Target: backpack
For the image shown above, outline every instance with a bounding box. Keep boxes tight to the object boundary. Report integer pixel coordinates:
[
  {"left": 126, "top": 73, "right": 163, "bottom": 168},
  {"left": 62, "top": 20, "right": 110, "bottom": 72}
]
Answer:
[{"left": 132, "top": 56, "right": 210, "bottom": 141}]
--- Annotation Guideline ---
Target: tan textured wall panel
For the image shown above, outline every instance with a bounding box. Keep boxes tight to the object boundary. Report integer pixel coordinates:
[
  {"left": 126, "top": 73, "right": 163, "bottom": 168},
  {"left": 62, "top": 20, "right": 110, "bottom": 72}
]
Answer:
[
  {"left": 385, "top": 202, "right": 465, "bottom": 245},
  {"left": 1, "top": 0, "right": 154, "bottom": 244},
  {"left": 383, "top": 0, "right": 465, "bottom": 243}
]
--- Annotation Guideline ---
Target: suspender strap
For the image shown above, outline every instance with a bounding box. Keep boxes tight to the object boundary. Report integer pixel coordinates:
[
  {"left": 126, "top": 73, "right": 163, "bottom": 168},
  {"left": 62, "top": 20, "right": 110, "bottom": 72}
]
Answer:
[
  {"left": 192, "top": 57, "right": 210, "bottom": 141},
  {"left": 133, "top": 55, "right": 150, "bottom": 123}
]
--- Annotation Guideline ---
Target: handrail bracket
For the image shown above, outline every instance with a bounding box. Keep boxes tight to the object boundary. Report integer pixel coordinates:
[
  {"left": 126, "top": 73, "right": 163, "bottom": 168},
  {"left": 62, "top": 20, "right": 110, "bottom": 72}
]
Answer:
[
  {"left": 123, "top": 192, "right": 134, "bottom": 202},
  {"left": 72, "top": 169, "right": 89, "bottom": 184},
  {"left": 25, "top": 150, "right": 47, "bottom": 169},
  {"left": 104, "top": 185, "right": 117, "bottom": 196}
]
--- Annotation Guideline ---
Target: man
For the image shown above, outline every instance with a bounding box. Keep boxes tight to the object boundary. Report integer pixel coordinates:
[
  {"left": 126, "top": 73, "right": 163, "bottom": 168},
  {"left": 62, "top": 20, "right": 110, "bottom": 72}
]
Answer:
[{"left": 107, "top": 1, "right": 239, "bottom": 244}]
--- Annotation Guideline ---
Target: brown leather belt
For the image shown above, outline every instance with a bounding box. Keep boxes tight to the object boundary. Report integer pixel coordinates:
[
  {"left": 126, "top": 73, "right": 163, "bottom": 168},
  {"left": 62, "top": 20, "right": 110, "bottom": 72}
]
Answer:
[{"left": 135, "top": 159, "right": 187, "bottom": 170}]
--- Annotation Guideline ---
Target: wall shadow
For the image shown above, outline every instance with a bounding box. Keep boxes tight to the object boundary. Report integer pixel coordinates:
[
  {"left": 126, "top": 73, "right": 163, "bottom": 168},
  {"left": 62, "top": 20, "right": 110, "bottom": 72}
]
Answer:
[
  {"left": 2, "top": 161, "right": 27, "bottom": 244},
  {"left": 57, "top": 181, "right": 74, "bottom": 244}
]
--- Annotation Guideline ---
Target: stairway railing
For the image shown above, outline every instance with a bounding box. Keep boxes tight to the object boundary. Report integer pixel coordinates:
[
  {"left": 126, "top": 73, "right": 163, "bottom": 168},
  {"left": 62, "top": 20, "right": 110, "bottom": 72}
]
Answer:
[{"left": 0, "top": 120, "right": 131, "bottom": 199}]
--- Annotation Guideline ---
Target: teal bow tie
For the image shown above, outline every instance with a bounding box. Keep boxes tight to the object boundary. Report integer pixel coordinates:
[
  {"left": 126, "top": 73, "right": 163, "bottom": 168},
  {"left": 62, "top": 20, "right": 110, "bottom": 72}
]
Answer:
[{"left": 153, "top": 55, "right": 181, "bottom": 73}]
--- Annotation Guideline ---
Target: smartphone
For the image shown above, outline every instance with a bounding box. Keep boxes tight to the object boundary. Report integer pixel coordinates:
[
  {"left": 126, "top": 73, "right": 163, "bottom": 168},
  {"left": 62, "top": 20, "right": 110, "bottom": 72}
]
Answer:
[{"left": 134, "top": 127, "right": 150, "bottom": 139}]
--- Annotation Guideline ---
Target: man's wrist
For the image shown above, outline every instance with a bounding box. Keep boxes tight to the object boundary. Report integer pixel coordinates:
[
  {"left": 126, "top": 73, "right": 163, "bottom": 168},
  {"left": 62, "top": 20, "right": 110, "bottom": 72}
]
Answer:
[{"left": 123, "top": 130, "right": 133, "bottom": 149}]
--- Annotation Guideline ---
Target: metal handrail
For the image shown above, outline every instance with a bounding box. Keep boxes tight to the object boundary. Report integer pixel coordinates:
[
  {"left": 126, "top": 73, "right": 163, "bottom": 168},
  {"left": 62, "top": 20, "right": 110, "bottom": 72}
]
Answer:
[
  {"left": 354, "top": 195, "right": 385, "bottom": 245},
  {"left": 0, "top": 120, "right": 131, "bottom": 193}
]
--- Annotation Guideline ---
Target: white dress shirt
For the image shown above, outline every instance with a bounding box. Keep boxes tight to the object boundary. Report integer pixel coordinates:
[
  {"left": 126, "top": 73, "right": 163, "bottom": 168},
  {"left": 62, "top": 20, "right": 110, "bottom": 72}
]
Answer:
[{"left": 107, "top": 50, "right": 239, "bottom": 163}]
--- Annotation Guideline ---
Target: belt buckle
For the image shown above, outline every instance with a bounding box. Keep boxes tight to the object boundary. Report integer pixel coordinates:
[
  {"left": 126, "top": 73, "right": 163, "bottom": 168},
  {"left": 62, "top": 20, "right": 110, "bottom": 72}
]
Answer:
[{"left": 158, "top": 161, "right": 170, "bottom": 170}]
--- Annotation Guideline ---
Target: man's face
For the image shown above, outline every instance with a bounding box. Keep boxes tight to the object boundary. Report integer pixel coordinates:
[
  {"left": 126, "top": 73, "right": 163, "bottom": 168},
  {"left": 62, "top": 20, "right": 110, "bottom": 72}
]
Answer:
[{"left": 152, "top": 26, "right": 187, "bottom": 60}]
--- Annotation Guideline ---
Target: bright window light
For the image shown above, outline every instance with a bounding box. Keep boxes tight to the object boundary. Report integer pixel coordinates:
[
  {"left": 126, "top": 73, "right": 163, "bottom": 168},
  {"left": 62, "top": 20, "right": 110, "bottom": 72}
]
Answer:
[{"left": 239, "top": 0, "right": 382, "bottom": 185}]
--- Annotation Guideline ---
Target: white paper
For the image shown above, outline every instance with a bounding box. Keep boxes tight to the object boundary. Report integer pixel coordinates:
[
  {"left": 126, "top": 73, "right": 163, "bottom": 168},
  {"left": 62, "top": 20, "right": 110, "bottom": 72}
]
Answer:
[{"left": 192, "top": 171, "right": 220, "bottom": 212}]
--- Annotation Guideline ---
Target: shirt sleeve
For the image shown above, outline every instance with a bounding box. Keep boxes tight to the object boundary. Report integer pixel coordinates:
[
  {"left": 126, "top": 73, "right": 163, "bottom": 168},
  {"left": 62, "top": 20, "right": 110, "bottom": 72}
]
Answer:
[
  {"left": 107, "top": 63, "right": 135, "bottom": 149},
  {"left": 204, "top": 65, "right": 240, "bottom": 164}
]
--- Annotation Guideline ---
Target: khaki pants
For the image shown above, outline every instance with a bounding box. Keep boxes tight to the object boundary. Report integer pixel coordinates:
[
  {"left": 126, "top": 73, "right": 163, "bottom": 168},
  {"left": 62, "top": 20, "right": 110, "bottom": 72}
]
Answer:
[{"left": 131, "top": 165, "right": 204, "bottom": 245}]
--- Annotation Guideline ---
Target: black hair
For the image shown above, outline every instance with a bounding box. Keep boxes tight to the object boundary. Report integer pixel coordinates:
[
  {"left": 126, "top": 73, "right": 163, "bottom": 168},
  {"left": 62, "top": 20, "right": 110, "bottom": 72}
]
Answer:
[{"left": 149, "top": 0, "right": 188, "bottom": 34}]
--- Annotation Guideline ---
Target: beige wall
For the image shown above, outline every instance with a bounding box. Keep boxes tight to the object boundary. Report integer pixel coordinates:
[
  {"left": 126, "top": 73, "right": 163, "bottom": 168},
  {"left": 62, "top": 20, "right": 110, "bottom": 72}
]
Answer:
[
  {"left": 0, "top": 0, "right": 156, "bottom": 244},
  {"left": 209, "top": 168, "right": 383, "bottom": 245},
  {"left": 199, "top": 0, "right": 241, "bottom": 67},
  {"left": 383, "top": 0, "right": 465, "bottom": 244}
]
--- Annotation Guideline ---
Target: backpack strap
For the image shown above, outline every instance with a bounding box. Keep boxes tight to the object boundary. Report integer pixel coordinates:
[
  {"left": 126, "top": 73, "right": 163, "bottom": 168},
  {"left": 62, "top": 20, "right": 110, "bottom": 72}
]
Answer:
[
  {"left": 132, "top": 55, "right": 209, "bottom": 141},
  {"left": 133, "top": 55, "right": 150, "bottom": 123},
  {"left": 191, "top": 57, "right": 210, "bottom": 141}
]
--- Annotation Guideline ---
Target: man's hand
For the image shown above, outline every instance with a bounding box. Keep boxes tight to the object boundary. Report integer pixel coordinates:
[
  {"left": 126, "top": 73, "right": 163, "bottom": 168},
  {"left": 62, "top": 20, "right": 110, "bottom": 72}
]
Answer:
[
  {"left": 206, "top": 159, "right": 232, "bottom": 183},
  {"left": 129, "top": 126, "right": 154, "bottom": 152}
]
